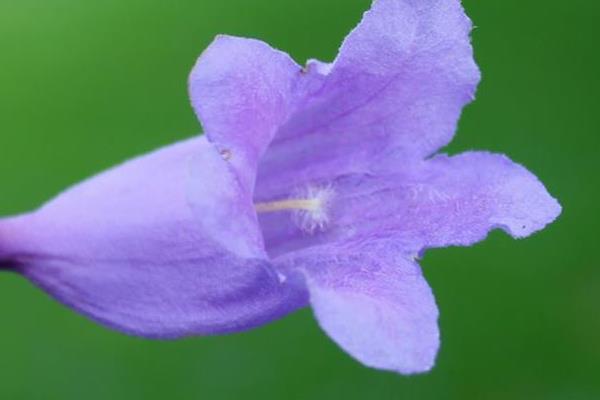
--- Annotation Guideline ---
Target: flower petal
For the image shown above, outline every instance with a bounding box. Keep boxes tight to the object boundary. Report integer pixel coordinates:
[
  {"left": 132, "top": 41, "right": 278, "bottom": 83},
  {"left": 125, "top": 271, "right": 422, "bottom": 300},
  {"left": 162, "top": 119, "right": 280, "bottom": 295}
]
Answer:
[
  {"left": 277, "top": 242, "right": 439, "bottom": 374},
  {"left": 0, "top": 138, "right": 306, "bottom": 337},
  {"left": 189, "top": 35, "right": 301, "bottom": 191},
  {"left": 326, "top": 0, "right": 480, "bottom": 156},
  {"left": 371, "top": 151, "right": 562, "bottom": 253},
  {"left": 257, "top": 0, "right": 480, "bottom": 195},
  {"left": 187, "top": 138, "right": 266, "bottom": 259},
  {"left": 259, "top": 152, "right": 561, "bottom": 258}
]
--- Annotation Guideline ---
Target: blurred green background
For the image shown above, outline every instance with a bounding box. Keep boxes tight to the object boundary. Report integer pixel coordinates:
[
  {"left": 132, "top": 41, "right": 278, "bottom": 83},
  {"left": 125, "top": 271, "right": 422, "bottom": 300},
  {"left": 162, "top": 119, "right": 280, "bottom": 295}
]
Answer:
[{"left": 0, "top": 0, "right": 598, "bottom": 398}]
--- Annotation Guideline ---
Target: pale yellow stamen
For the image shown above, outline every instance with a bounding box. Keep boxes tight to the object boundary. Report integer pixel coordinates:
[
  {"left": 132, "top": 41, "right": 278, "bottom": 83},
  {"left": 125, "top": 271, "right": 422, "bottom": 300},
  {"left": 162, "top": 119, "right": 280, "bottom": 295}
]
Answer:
[
  {"left": 255, "top": 198, "right": 321, "bottom": 213},
  {"left": 254, "top": 185, "right": 335, "bottom": 234}
]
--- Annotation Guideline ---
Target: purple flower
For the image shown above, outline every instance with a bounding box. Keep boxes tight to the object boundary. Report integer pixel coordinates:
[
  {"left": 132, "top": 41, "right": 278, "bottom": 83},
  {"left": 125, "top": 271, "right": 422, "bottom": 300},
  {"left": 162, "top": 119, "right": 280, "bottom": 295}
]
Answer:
[{"left": 0, "top": 0, "right": 560, "bottom": 374}]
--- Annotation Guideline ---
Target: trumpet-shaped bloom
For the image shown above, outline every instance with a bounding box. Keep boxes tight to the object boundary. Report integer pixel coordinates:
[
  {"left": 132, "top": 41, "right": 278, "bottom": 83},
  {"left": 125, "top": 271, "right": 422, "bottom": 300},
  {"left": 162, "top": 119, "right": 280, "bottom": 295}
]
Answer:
[{"left": 0, "top": 0, "right": 560, "bottom": 374}]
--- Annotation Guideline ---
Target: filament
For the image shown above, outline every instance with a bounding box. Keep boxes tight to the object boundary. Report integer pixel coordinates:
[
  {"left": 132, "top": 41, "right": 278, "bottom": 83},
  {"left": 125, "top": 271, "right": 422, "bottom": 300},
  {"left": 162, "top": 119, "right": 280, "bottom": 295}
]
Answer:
[
  {"left": 253, "top": 185, "right": 334, "bottom": 234},
  {"left": 255, "top": 198, "right": 321, "bottom": 213}
]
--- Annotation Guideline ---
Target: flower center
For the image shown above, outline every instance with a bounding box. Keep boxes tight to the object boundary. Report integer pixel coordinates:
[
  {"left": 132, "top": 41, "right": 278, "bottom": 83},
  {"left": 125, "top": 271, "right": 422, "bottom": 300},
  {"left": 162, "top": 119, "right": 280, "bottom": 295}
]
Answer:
[{"left": 254, "top": 185, "right": 334, "bottom": 234}]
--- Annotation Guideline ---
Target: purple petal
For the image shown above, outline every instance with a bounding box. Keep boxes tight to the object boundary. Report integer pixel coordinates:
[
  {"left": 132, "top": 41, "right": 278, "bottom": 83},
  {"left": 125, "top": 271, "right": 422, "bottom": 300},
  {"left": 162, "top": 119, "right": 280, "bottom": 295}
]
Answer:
[
  {"left": 257, "top": 0, "right": 480, "bottom": 195},
  {"left": 0, "top": 138, "right": 306, "bottom": 337},
  {"left": 189, "top": 35, "right": 301, "bottom": 191},
  {"left": 331, "top": 0, "right": 480, "bottom": 157},
  {"left": 277, "top": 241, "right": 439, "bottom": 374},
  {"left": 187, "top": 139, "right": 266, "bottom": 258},
  {"left": 372, "top": 151, "right": 562, "bottom": 253},
  {"left": 258, "top": 152, "right": 560, "bottom": 258}
]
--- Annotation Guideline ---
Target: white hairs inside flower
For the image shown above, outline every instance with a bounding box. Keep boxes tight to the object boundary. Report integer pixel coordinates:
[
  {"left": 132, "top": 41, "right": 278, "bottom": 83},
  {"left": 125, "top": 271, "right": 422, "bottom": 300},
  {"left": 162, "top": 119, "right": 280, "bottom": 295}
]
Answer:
[
  {"left": 291, "top": 185, "right": 334, "bottom": 234},
  {"left": 254, "top": 185, "right": 334, "bottom": 234}
]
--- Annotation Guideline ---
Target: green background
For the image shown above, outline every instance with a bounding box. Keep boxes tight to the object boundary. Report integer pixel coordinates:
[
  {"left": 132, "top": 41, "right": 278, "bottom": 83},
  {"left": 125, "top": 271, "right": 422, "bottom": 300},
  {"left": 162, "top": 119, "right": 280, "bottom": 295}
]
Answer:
[{"left": 0, "top": 0, "right": 598, "bottom": 398}]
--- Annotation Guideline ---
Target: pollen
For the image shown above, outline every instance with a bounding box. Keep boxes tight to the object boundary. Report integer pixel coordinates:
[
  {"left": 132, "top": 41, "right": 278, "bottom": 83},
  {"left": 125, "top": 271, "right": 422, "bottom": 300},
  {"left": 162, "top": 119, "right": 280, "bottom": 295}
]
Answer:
[{"left": 255, "top": 185, "right": 334, "bottom": 234}]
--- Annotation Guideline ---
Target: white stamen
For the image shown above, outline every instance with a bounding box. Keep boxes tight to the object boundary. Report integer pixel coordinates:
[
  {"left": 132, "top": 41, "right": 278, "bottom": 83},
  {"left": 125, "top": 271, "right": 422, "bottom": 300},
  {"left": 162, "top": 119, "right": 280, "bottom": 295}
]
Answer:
[{"left": 255, "top": 185, "right": 334, "bottom": 234}]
